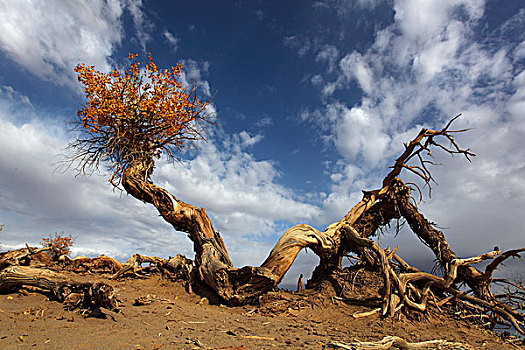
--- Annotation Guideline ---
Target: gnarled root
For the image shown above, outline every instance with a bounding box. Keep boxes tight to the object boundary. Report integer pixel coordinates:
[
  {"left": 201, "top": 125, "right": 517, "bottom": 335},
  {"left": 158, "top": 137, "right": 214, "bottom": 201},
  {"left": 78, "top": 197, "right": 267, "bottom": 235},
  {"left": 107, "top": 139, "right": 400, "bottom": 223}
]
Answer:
[{"left": 343, "top": 227, "right": 525, "bottom": 335}]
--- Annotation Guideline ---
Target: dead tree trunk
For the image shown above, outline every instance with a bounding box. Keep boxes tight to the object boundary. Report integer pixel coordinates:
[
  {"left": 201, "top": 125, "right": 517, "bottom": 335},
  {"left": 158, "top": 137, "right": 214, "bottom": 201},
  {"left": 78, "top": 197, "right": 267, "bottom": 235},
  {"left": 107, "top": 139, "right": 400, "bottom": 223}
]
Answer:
[
  {"left": 0, "top": 246, "right": 52, "bottom": 270},
  {"left": 117, "top": 120, "right": 469, "bottom": 304},
  {"left": 120, "top": 152, "right": 407, "bottom": 303},
  {"left": 122, "top": 159, "right": 334, "bottom": 304},
  {"left": 116, "top": 115, "right": 523, "bottom": 335},
  {"left": 382, "top": 181, "right": 509, "bottom": 303},
  {"left": 0, "top": 266, "right": 118, "bottom": 311}
]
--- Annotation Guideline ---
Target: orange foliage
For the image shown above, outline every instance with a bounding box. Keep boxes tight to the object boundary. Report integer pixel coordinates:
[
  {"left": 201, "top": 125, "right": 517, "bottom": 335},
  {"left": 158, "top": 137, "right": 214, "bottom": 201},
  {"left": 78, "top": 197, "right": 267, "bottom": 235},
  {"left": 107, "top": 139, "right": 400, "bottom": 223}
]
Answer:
[
  {"left": 41, "top": 232, "right": 75, "bottom": 257},
  {"left": 73, "top": 53, "right": 211, "bottom": 183}
]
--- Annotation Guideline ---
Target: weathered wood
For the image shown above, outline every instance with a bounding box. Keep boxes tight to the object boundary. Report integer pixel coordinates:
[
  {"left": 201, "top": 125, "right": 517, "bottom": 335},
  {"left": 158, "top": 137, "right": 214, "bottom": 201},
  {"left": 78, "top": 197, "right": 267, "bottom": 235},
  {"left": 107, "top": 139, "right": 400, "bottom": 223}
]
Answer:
[
  {"left": 0, "top": 266, "right": 118, "bottom": 311},
  {"left": 0, "top": 246, "right": 51, "bottom": 270},
  {"left": 121, "top": 158, "right": 339, "bottom": 304},
  {"left": 116, "top": 120, "right": 504, "bottom": 310},
  {"left": 111, "top": 253, "right": 193, "bottom": 283},
  {"left": 329, "top": 336, "right": 472, "bottom": 349},
  {"left": 260, "top": 224, "right": 332, "bottom": 283},
  {"left": 59, "top": 255, "right": 123, "bottom": 274}
]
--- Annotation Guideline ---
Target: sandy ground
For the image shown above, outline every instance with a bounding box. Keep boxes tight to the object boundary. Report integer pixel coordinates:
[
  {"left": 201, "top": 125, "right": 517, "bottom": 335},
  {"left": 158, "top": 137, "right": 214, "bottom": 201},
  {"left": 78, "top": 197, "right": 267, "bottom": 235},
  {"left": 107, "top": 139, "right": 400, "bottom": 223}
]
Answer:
[{"left": 0, "top": 273, "right": 522, "bottom": 350}]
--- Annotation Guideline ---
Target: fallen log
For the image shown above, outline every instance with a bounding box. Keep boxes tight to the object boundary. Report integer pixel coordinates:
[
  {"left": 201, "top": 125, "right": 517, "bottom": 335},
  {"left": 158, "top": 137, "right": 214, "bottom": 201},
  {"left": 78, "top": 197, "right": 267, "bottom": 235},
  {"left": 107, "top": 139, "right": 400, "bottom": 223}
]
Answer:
[
  {"left": 329, "top": 336, "right": 472, "bottom": 349},
  {"left": 0, "top": 246, "right": 51, "bottom": 270},
  {"left": 59, "top": 255, "right": 123, "bottom": 274},
  {"left": 0, "top": 266, "right": 118, "bottom": 312}
]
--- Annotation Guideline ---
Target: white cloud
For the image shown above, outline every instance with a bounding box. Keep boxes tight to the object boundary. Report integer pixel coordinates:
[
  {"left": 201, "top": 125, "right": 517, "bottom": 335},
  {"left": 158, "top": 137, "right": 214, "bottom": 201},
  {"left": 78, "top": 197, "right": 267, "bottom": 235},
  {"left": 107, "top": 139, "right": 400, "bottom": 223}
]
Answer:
[
  {"left": 307, "top": 0, "right": 525, "bottom": 261},
  {"left": 163, "top": 30, "right": 179, "bottom": 51},
  {"left": 0, "top": 0, "right": 148, "bottom": 86},
  {"left": 154, "top": 131, "right": 321, "bottom": 239},
  {"left": 316, "top": 0, "right": 523, "bottom": 168},
  {"left": 316, "top": 45, "right": 339, "bottom": 72},
  {"left": 394, "top": 0, "right": 484, "bottom": 43},
  {"left": 0, "top": 85, "right": 32, "bottom": 106},
  {"left": 508, "top": 69, "right": 525, "bottom": 121},
  {"left": 412, "top": 21, "right": 464, "bottom": 84},
  {"left": 283, "top": 35, "right": 311, "bottom": 57},
  {"left": 339, "top": 52, "right": 374, "bottom": 94},
  {"left": 0, "top": 90, "right": 322, "bottom": 273},
  {"left": 313, "top": 0, "right": 385, "bottom": 13},
  {"left": 179, "top": 59, "right": 212, "bottom": 97},
  {"left": 329, "top": 102, "right": 391, "bottom": 165},
  {"left": 237, "top": 131, "right": 263, "bottom": 147},
  {"left": 254, "top": 117, "right": 273, "bottom": 128},
  {"left": 123, "top": 0, "right": 152, "bottom": 50}
]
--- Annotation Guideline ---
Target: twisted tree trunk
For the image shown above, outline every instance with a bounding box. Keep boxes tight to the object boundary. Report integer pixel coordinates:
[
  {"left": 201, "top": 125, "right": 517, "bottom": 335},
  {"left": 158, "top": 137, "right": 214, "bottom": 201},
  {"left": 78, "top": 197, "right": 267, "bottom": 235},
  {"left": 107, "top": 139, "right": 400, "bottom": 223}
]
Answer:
[
  {"left": 119, "top": 123, "right": 476, "bottom": 304},
  {"left": 115, "top": 119, "right": 523, "bottom": 332},
  {"left": 121, "top": 158, "right": 335, "bottom": 304},
  {"left": 119, "top": 154, "right": 416, "bottom": 303}
]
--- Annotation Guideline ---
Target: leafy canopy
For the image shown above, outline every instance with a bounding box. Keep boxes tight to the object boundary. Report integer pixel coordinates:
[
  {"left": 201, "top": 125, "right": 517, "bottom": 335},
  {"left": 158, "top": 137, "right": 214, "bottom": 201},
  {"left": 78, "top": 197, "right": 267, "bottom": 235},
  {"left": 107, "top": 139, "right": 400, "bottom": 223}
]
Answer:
[{"left": 70, "top": 53, "right": 212, "bottom": 185}]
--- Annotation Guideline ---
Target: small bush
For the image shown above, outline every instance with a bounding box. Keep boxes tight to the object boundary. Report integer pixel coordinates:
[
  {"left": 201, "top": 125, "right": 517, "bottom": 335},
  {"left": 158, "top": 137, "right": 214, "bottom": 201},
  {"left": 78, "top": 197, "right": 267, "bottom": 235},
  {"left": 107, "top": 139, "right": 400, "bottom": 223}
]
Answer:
[{"left": 41, "top": 232, "right": 75, "bottom": 260}]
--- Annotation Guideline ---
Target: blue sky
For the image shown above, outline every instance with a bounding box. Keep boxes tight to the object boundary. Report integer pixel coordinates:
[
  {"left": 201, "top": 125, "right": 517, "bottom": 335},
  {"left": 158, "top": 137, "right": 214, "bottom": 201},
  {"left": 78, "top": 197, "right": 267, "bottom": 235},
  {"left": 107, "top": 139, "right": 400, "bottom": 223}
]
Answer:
[{"left": 0, "top": 0, "right": 524, "bottom": 286}]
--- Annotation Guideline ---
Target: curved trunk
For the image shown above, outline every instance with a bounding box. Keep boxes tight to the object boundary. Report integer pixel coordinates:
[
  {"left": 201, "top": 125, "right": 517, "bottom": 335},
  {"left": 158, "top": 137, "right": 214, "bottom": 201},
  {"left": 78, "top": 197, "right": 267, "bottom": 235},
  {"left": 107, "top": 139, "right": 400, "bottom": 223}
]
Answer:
[
  {"left": 307, "top": 194, "right": 401, "bottom": 288},
  {"left": 118, "top": 123, "right": 488, "bottom": 304},
  {"left": 121, "top": 158, "right": 336, "bottom": 304}
]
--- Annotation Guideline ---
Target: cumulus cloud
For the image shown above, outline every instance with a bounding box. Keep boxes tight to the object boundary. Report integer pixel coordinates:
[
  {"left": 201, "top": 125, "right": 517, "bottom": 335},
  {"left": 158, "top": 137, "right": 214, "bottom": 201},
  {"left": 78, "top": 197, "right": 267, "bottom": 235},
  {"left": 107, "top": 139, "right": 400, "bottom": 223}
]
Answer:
[
  {"left": 308, "top": 0, "right": 525, "bottom": 259},
  {"left": 0, "top": 0, "right": 148, "bottom": 86},
  {"left": 394, "top": 0, "right": 484, "bottom": 43},
  {"left": 154, "top": 131, "right": 321, "bottom": 240},
  {"left": 0, "top": 90, "right": 321, "bottom": 272},
  {"left": 328, "top": 102, "right": 391, "bottom": 165},
  {"left": 316, "top": 0, "right": 524, "bottom": 166},
  {"left": 339, "top": 52, "right": 374, "bottom": 94}
]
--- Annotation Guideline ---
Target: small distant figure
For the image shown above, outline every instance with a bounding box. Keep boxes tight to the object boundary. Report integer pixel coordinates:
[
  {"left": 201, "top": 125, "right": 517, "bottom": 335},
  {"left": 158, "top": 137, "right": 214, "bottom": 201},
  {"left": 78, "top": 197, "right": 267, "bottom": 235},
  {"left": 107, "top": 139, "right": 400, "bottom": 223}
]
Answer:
[{"left": 297, "top": 274, "right": 304, "bottom": 292}]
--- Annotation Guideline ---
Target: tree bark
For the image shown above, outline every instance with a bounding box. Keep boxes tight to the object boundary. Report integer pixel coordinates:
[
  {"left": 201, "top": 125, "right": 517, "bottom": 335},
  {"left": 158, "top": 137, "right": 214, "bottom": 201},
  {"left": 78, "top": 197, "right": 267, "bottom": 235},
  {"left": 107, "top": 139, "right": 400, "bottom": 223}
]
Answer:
[
  {"left": 121, "top": 158, "right": 336, "bottom": 304},
  {"left": 394, "top": 184, "right": 493, "bottom": 298},
  {"left": 0, "top": 266, "right": 118, "bottom": 311},
  {"left": 118, "top": 124, "right": 467, "bottom": 303}
]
